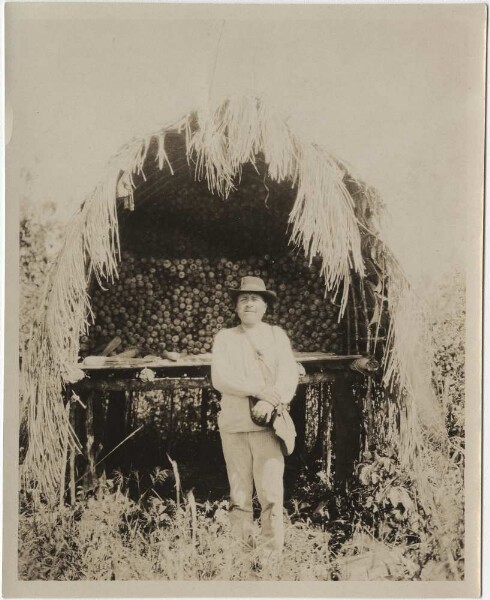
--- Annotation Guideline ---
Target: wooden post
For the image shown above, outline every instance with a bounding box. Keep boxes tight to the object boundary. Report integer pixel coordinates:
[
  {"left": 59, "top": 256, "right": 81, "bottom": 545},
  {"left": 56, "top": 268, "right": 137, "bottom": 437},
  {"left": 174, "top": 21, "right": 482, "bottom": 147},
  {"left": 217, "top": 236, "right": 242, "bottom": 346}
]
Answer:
[
  {"left": 200, "top": 387, "right": 210, "bottom": 462},
  {"left": 315, "top": 384, "right": 323, "bottom": 455},
  {"left": 320, "top": 382, "right": 334, "bottom": 479},
  {"left": 69, "top": 441, "right": 76, "bottom": 502},
  {"left": 86, "top": 393, "right": 96, "bottom": 489},
  {"left": 331, "top": 371, "right": 361, "bottom": 490},
  {"left": 103, "top": 390, "right": 128, "bottom": 474},
  {"left": 68, "top": 396, "right": 77, "bottom": 504},
  {"left": 289, "top": 384, "right": 306, "bottom": 456},
  {"left": 363, "top": 378, "right": 375, "bottom": 453},
  {"left": 59, "top": 396, "right": 71, "bottom": 508}
]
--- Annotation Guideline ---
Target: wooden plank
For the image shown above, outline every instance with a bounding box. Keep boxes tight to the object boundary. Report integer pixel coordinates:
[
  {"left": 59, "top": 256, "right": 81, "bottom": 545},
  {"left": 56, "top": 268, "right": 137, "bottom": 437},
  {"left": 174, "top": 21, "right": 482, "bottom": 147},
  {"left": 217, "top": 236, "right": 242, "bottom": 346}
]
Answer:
[
  {"left": 300, "top": 372, "right": 336, "bottom": 385},
  {"left": 75, "top": 377, "right": 209, "bottom": 392},
  {"left": 73, "top": 371, "right": 336, "bottom": 393},
  {"left": 78, "top": 357, "right": 213, "bottom": 370},
  {"left": 295, "top": 352, "right": 363, "bottom": 361},
  {"left": 75, "top": 352, "right": 364, "bottom": 372}
]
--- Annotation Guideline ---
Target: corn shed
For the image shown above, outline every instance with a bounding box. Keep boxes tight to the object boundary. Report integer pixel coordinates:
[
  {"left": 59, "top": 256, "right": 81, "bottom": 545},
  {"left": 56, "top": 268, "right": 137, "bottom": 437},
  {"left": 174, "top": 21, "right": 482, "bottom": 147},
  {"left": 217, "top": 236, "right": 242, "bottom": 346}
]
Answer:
[{"left": 22, "top": 96, "right": 447, "bottom": 514}]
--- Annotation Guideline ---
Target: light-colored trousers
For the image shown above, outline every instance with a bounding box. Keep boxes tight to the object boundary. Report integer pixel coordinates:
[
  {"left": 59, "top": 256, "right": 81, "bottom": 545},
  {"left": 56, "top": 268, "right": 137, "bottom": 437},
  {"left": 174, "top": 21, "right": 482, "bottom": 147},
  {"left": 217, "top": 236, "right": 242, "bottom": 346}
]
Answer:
[{"left": 220, "top": 430, "right": 285, "bottom": 552}]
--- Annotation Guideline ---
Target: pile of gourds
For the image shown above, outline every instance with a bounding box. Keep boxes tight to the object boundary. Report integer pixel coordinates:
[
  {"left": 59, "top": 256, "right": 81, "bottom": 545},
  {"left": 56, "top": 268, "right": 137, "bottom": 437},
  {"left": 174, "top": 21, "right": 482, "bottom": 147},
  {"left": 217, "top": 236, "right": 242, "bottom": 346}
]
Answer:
[{"left": 83, "top": 251, "right": 346, "bottom": 357}]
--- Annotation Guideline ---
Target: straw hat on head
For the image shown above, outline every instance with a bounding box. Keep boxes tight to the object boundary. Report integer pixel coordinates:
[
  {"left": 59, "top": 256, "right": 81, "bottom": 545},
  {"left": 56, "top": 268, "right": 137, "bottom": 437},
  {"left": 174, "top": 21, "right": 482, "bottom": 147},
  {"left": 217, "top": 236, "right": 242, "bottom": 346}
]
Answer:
[{"left": 227, "top": 276, "right": 278, "bottom": 304}]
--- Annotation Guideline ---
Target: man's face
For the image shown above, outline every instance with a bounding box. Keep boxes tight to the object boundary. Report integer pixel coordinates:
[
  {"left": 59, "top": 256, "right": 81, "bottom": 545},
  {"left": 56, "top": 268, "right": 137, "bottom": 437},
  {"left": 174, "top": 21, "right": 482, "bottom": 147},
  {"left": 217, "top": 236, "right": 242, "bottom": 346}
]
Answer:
[{"left": 235, "top": 293, "right": 267, "bottom": 326}]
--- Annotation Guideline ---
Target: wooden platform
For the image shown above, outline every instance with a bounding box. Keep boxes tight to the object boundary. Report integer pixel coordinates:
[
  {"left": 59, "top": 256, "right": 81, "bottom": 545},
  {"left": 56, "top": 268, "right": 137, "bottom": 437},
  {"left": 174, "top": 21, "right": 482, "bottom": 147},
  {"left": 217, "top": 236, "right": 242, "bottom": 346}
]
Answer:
[
  {"left": 67, "top": 351, "right": 374, "bottom": 495},
  {"left": 74, "top": 352, "right": 366, "bottom": 392}
]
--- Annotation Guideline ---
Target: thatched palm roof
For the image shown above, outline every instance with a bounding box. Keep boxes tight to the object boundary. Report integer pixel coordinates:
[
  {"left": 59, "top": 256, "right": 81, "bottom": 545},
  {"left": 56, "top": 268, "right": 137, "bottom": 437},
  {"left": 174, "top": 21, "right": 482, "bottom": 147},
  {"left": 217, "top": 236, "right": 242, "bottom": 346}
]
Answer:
[{"left": 22, "top": 96, "right": 446, "bottom": 519}]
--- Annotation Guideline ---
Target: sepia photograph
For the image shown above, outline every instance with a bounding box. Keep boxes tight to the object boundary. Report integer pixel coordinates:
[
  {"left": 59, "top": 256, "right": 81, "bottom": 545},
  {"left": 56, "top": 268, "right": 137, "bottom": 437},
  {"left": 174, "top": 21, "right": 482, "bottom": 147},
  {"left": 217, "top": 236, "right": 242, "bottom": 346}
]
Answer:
[{"left": 3, "top": 3, "right": 485, "bottom": 596}]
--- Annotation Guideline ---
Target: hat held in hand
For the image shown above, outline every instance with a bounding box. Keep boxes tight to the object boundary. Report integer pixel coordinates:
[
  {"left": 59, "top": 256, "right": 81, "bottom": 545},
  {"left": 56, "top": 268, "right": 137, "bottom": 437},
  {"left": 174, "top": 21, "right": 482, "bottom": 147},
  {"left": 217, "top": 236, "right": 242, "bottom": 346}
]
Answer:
[{"left": 272, "top": 404, "right": 296, "bottom": 457}]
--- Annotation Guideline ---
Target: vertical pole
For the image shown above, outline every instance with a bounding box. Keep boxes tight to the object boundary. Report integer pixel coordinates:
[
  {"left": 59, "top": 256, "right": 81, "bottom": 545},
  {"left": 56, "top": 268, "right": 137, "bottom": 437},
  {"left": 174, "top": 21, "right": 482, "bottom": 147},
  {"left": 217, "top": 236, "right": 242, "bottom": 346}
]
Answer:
[
  {"left": 93, "top": 389, "right": 106, "bottom": 481},
  {"left": 351, "top": 282, "right": 360, "bottom": 355},
  {"left": 363, "top": 377, "right": 374, "bottom": 453},
  {"left": 311, "top": 384, "right": 324, "bottom": 459},
  {"left": 58, "top": 394, "right": 71, "bottom": 508},
  {"left": 324, "top": 387, "right": 334, "bottom": 485},
  {"left": 169, "top": 390, "right": 174, "bottom": 434},
  {"left": 69, "top": 399, "right": 76, "bottom": 505},
  {"left": 290, "top": 384, "right": 306, "bottom": 456},
  {"left": 86, "top": 393, "right": 96, "bottom": 488},
  {"left": 346, "top": 301, "right": 352, "bottom": 355},
  {"left": 320, "top": 382, "right": 333, "bottom": 474},
  {"left": 200, "top": 386, "right": 210, "bottom": 462},
  {"left": 104, "top": 390, "right": 127, "bottom": 473},
  {"left": 359, "top": 280, "right": 371, "bottom": 355},
  {"left": 331, "top": 371, "right": 361, "bottom": 491}
]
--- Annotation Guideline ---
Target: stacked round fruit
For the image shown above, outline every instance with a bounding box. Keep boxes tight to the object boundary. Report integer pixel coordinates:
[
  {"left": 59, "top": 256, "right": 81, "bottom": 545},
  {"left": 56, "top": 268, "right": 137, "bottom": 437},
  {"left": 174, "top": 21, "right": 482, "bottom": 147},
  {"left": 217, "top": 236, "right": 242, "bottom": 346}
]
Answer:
[{"left": 84, "top": 251, "right": 346, "bottom": 356}]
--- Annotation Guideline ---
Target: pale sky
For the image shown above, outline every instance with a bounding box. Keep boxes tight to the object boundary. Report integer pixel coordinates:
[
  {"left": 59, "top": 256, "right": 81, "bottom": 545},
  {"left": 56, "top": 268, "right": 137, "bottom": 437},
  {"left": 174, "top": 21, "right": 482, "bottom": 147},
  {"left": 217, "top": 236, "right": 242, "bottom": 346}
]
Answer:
[{"left": 6, "top": 4, "right": 486, "bottom": 294}]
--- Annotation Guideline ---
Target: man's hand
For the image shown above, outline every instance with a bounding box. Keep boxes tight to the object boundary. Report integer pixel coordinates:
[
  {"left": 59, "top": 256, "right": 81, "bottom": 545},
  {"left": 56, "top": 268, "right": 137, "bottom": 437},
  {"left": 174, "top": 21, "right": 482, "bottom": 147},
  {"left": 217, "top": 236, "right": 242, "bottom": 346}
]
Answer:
[{"left": 251, "top": 400, "right": 275, "bottom": 425}]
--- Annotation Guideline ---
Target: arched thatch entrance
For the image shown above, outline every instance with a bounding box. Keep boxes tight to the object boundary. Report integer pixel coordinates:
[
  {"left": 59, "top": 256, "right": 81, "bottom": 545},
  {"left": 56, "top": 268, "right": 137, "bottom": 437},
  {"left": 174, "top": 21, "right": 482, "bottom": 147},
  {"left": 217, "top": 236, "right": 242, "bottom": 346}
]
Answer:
[{"left": 22, "top": 96, "right": 447, "bottom": 529}]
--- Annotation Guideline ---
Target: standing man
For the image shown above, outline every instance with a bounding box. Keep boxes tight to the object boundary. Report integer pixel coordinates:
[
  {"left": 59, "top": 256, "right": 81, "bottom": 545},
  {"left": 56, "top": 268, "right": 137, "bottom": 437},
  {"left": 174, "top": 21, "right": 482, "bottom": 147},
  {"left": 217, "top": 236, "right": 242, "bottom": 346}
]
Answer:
[{"left": 211, "top": 276, "right": 299, "bottom": 555}]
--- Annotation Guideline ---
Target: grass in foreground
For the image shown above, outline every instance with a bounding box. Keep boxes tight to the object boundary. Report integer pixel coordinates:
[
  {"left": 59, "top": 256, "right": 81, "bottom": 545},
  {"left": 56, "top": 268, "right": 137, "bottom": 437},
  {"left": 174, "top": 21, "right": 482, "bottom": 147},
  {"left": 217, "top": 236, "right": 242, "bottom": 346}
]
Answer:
[
  {"left": 19, "top": 465, "right": 461, "bottom": 582},
  {"left": 19, "top": 486, "right": 335, "bottom": 581}
]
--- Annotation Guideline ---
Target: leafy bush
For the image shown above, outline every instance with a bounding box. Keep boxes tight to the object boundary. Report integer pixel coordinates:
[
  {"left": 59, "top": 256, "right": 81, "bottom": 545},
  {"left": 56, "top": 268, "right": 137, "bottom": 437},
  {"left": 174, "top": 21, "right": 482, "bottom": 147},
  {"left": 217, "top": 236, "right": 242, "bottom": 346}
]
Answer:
[{"left": 430, "top": 272, "right": 465, "bottom": 444}]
